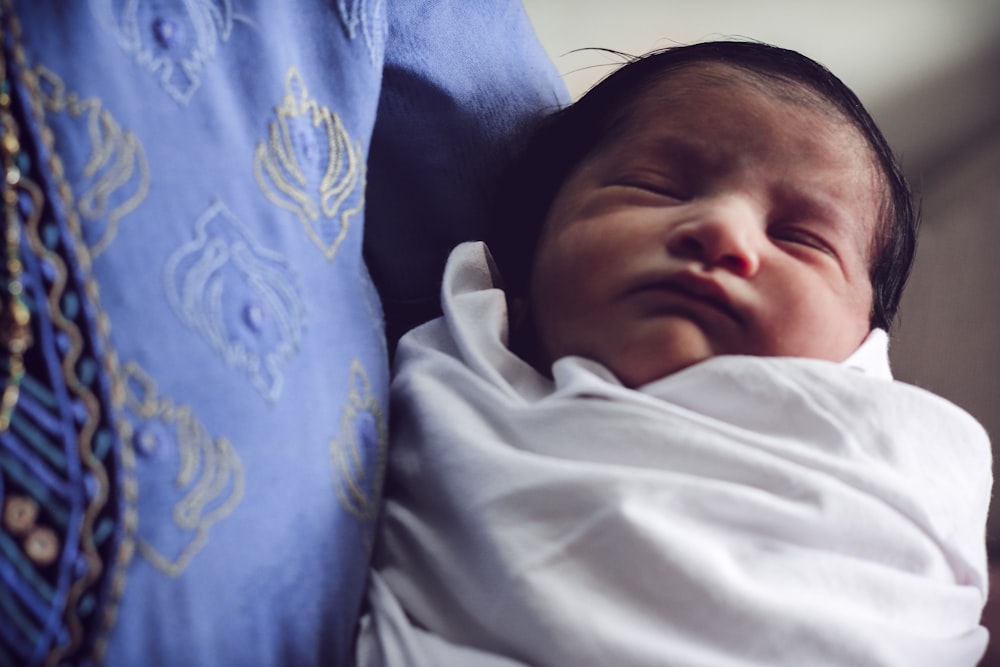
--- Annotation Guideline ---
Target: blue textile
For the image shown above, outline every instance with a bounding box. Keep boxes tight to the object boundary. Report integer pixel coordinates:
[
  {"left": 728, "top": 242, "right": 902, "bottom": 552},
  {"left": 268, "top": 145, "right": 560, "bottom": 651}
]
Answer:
[{"left": 0, "top": 1, "right": 567, "bottom": 666}]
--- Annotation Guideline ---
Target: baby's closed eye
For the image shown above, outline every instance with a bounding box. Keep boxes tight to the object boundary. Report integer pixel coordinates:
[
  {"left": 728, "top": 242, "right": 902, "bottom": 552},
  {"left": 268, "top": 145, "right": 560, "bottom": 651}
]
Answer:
[{"left": 768, "top": 225, "right": 837, "bottom": 257}]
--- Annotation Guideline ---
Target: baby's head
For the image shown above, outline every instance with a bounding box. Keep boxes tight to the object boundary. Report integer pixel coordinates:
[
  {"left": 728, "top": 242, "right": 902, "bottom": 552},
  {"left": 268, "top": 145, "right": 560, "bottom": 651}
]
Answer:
[{"left": 489, "top": 40, "right": 917, "bottom": 387}]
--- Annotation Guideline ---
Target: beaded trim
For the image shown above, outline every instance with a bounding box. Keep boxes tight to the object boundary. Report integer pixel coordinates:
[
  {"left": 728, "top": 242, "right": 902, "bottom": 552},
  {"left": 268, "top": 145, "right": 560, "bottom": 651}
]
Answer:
[
  {"left": 0, "top": 22, "right": 31, "bottom": 431},
  {"left": 1, "top": 4, "right": 133, "bottom": 665}
]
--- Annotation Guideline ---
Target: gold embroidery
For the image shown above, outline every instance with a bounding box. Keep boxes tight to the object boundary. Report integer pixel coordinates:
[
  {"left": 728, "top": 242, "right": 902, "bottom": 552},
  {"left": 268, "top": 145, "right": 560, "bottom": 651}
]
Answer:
[
  {"left": 33, "top": 65, "right": 149, "bottom": 258},
  {"left": 254, "top": 67, "right": 365, "bottom": 261},
  {"left": 0, "top": 50, "right": 34, "bottom": 431},
  {"left": 330, "top": 359, "right": 387, "bottom": 554},
  {"left": 9, "top": 12, "right": 130, "bottom": 662},
  {"left": 122, "top": 361, "right": 245, "bottom": 577}
]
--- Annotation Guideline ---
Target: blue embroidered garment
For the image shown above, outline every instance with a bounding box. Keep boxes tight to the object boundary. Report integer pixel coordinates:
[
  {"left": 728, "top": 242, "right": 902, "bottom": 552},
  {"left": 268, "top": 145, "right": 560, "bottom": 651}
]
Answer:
[{"left": 0, "top": 2, "right": 567, "bottom": 666}]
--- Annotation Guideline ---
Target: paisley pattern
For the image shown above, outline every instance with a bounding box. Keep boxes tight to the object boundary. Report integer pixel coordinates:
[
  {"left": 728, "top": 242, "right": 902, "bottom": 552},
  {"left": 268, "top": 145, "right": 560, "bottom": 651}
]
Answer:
[
  {"left": 254, "top": 67, "right": 366, "bottom": 262},
  {"left": 0, "top": 0, "right": 564, "bottom": 662},
  {"left": 119, "top": 361, "right": 244, "bottom": 577},
  {"left": 33, "top": 65, "right": 149, "bottom": 258},
  {"left": 330, "top": 359, "right": 387, "bottom": 554},
  {"left": 90, "top": 0, "right": 234, "bottom": 105},
  {"left": 0, "top": 10, "right": 129, "bottom": 665},
  {"left": 336, "top": 0, "right": 386, "bottom": 64},
  {"left": 164, "top": 201, "right": 306, "bottom": 403}
]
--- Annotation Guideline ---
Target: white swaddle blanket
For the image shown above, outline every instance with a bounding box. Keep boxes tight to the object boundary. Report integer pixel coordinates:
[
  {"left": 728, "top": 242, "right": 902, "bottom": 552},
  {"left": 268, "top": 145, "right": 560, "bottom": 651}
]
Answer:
[{"left": 357, "top": 242, "right": 992, "bottom": 667}]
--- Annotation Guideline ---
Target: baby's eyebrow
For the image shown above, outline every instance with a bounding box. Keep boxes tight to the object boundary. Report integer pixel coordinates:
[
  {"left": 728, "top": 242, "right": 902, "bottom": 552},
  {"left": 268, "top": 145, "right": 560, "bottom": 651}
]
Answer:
[
  {"left": 639, "top": 136, "right": 713, "bottom": 169},
  {"left": 609, "top": 135, "right": 716, "bottom": 183}
]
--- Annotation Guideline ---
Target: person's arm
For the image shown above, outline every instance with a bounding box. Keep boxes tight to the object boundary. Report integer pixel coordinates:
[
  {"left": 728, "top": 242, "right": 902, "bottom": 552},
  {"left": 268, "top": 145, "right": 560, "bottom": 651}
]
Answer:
[{"left": 366, "top": 0, "right": 568, "bottom": 347}]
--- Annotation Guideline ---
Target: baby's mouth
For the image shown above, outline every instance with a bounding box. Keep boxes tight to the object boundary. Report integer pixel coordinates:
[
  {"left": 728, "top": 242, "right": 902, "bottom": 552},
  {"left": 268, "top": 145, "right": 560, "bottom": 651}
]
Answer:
[{"left": 627, "top": 273, "right": 743, "bottom": 324}]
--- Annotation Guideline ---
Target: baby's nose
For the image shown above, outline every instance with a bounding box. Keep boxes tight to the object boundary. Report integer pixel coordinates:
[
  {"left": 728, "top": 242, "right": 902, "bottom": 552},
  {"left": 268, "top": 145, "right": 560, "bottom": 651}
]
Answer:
[{"left": 666, "top": 200, "right": 763, "bottom": 277}]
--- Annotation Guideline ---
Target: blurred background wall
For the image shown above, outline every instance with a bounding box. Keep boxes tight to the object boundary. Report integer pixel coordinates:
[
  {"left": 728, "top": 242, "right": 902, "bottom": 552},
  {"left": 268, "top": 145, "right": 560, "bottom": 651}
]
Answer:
[{"left": 522, "top": 0, "right": 1000, "bottom": 546}]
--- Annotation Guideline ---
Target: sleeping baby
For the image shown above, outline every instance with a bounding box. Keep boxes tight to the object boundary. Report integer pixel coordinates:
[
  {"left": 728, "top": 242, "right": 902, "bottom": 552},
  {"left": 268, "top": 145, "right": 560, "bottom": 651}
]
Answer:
[{"left": 356, "top": 40, "right": 992, "bottom": 667}]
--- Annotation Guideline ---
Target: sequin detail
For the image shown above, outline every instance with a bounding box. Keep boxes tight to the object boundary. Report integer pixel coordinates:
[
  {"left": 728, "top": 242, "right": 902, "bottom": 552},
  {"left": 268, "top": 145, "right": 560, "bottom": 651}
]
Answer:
[
  {"left": 164, "top": 201, "right": 305, "bottom": 403},
  {"left": 90, "top": 0, "right": 234, "bottom": 105},
  {"left": 254, "top": 68, "right": 365, "bottom": 262},
  {"left": 1, "top": 8, "right": 129, "bottom": 664}
]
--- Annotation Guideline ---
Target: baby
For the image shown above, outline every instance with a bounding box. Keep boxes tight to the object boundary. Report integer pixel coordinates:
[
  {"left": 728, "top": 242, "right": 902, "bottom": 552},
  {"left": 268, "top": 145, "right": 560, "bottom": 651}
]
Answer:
[{"left": 356, "top": 41, "right": 992, "bottom": 667}]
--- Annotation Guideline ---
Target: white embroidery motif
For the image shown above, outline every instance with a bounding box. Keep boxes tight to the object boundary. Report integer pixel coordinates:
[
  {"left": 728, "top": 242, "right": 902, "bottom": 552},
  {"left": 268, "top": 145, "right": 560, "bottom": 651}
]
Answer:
[
  {"left": 164, "top": 201, "right": 306, "bottom": 403},
  {"left": 90, "top": 0, "right": 234, "bottom": 105},
  {"left": 336, "top": 0, "right": 386, "bottom": 64}
]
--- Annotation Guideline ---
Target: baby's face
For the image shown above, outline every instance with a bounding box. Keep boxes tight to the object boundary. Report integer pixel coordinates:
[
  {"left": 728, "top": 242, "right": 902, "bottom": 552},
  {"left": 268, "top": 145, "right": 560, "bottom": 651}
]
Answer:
[{"left": 528, "top": 65, "right": 879, "bottom": 387}]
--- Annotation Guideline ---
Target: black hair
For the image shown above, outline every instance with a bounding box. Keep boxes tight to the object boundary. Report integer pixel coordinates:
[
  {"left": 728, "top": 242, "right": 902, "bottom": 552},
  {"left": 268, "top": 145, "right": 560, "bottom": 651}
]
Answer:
[{"left": 487, "top": 40, "right": 918, "bottom": 331}]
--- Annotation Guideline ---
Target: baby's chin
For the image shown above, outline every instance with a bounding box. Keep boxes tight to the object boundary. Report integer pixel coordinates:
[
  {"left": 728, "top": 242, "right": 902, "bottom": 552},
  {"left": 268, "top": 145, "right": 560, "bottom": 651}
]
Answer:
[
  {"left": 612, "top": 354, "right": 710, "bottom": 389},
  {"left": 605, "top": 321, "right": 723, "bottom": 389}
]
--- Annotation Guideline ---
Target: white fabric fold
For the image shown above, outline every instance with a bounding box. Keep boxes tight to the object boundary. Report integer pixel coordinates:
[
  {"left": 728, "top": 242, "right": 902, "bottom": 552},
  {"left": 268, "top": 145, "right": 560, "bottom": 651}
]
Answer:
[{"left": 358, "top": 241, "right": 992, "bottom": 667}]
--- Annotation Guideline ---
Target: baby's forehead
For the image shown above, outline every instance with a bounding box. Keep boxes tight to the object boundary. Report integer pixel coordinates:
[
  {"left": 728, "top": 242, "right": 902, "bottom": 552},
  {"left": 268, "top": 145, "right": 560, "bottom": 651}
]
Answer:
[
  {"left": 605, "top": 64, "right": 873, "bottom": 180},
  {"left": 602, "top": 63, "right": 886, "bottom": 262}
]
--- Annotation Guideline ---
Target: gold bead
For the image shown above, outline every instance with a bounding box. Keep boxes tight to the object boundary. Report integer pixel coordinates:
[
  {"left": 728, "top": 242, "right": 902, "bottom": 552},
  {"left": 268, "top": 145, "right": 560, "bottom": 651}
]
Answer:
[
  {"left": 11, "top": 301, "right": 29, "bottom": 326},
  {"left": 1, "top": 133, "right": 18, "bottom": 154},
  {"left": 3, "top": 495, "right": 37, "bottom": 534},
  {"left": 24, "top": 526, "right": 60, "bottom": 566}
]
